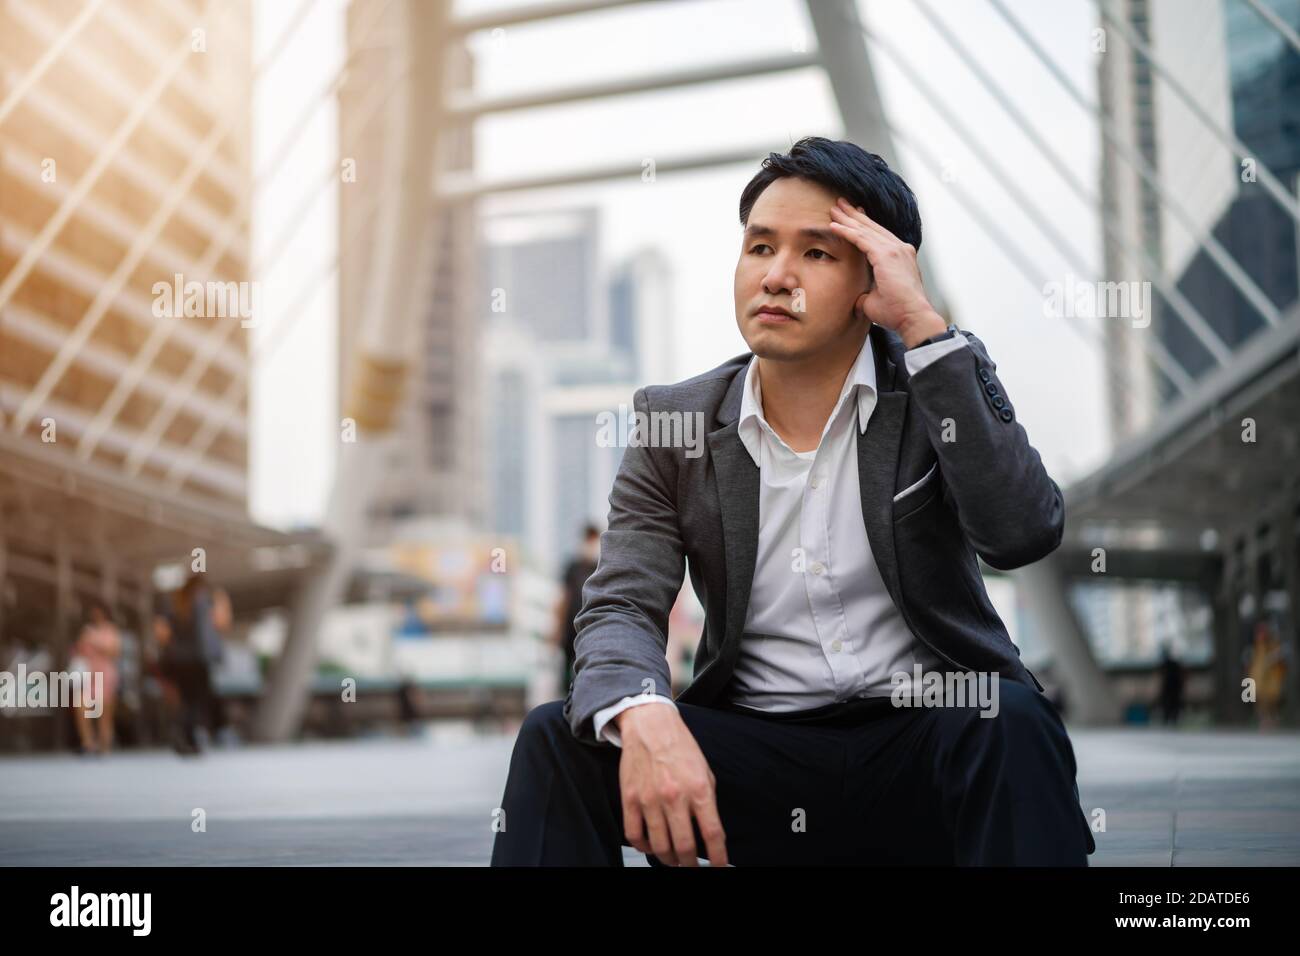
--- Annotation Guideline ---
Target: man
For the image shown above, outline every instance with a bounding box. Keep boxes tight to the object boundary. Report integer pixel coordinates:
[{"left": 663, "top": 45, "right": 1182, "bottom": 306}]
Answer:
[{"left": 491, "top": 137, "right": 1095, "bottom": 866}]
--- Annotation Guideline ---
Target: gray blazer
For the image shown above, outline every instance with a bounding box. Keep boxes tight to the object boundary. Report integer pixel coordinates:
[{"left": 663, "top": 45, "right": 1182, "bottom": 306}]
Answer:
[{"left": 563, "top": 322, "right": 1062, "bottom": 746}]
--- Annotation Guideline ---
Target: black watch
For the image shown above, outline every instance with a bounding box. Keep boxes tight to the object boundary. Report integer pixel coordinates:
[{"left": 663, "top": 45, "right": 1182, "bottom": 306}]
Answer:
[{"left": 910, "top": 322, "right": 960, "bottom": 349}]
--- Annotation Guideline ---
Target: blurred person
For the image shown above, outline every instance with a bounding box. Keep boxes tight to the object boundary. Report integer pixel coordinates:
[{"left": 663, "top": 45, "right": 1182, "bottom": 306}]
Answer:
[
  {"left": 492, "top": 137, "right": 1092, "bottom": 866},
  {"left": 147, "top": 608, "right": 181, "bottom": 744},
  {"left": 158, "top": 575, "right": 233, "bottom": 754},
  {"left": 2, "top": 631, "right": 52, "bottom": 753},
  {"left": 69, "top": 600, "right": 121, "bottom": 756},
  {"left": 396, "top": 674, "right": 424, "bottom": 737},
  {"left": 4, "top": 632, "right": 52, "bottom": 683},
  {"left": 112, "top": 608, "right": 146, "bottom": 748},
  {"left": 549, "top": 523, "right": 601, "bottom": 693},
  {"left": 1247, "top": 618, "right": 1287, "bottom": 731},
  {"left": 1157, "top": 644, "right": 1184, "bottom": 726}
]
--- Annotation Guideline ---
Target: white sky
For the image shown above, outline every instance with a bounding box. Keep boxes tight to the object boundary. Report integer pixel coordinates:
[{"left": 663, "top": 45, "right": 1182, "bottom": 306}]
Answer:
[{"left": 250, "top": 0, "right": 1107, "bottom": 529}]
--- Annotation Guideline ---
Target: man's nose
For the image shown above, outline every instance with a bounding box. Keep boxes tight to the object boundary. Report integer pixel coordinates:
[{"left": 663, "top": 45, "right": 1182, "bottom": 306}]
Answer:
[{"left": 761, "top": 253, "right": 798, "bottom": 294}]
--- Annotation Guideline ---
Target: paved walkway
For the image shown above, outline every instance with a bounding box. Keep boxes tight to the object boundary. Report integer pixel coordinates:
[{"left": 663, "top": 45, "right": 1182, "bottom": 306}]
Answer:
[{"left": 1, "top": 722, "right": 1296, "bottom": 865}]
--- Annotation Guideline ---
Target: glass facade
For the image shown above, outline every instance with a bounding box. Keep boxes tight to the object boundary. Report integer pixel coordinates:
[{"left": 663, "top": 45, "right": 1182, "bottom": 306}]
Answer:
[{"left": 1155, "top": 0, "right": 1300, "bottom": 393}]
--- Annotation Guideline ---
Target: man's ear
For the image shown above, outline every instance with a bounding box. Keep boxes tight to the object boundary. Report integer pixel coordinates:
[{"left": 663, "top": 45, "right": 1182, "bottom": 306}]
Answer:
[{"left": 853, "top": 290, "right": 871, "bottom": 322}]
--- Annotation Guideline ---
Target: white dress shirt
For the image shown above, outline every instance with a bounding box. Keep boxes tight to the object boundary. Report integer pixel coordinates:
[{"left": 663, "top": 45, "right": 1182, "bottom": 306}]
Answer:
[{"left": 594, "top": 330, "right": 969, "bottom": 746}]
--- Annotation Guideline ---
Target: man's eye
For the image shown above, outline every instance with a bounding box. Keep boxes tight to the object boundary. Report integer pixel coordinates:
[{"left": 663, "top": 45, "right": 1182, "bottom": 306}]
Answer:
[
  {"left": 807, "top": 249, "right": 832, "bottom": 260},
  {"left": 750, "top": 243, "right": 771, "bottom": 254}
]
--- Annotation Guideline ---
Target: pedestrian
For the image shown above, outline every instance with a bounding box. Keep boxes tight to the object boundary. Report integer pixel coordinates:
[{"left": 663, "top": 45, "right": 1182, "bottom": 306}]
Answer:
[
  {"left": 70, "top": 600, "right": 121, "bottom": 756},
  {"left": 1247, "top": 619, "right": 1287, "bottom": 731},
  {"left": 158, "top": 576, "right": 232, "bottom": 754},
  {"left": 1158, "top": 644, "right": 1184, "bottom": 726},
  {"left": 550, "top": 524, "right": 600, "bottom": 694}
]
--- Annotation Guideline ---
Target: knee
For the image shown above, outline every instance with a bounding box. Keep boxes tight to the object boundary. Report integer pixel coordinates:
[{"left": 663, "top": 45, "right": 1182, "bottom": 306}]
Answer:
[
  {"left": 513, "top": 700, "right": 582, "bottom": 763},
  {"left": 976, "top": 678, "right": 1075, "bottom": 766},
  {"left": 942, "top": 677, "right": 1060, "bottom": 751},
  {"left": 986, "top": 677, "right": 1048, "bottom": 725},
  {"left": 518, "top": 699, "right": 568, "bottom": 743}
]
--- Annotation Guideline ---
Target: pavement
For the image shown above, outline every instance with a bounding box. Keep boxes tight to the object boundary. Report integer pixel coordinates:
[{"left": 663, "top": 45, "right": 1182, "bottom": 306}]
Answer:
[{"left": 1, "top": 720, "right": 1297, "bottom": 866}]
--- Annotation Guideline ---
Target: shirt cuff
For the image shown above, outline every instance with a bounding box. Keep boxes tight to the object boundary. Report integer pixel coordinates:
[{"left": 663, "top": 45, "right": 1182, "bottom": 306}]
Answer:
[
  {"left": 903, "top": 333, "right": 968, "bottom": 376},
  {"left": 593, "top": 695, "right": 677, "bottom": 747}
]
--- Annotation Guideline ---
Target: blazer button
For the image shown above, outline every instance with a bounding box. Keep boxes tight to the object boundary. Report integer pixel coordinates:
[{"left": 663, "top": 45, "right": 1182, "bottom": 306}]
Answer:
[
  {"left": 983, "top": 381, "right": 998, "bottom": 396},
  {"left": 999, "top": 407, "right": 1014, "bottom": 422},
  {"left": 977, "top": 368, "right": 990, "bottom": 383},
  {"left": 991, "top": 395, "right": 1006, "bottom": 409}
]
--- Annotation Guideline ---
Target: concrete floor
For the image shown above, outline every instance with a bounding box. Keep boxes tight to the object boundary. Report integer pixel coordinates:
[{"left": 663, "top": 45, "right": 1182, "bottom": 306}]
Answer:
[{"left": 1, "top": 722, "right": 1297, "bottom": 866}]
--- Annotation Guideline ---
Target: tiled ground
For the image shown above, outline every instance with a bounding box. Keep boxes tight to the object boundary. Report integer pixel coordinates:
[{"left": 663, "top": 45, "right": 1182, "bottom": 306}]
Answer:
[{"left": 1, "top": 723, "right": 1296, "bottom": 866}]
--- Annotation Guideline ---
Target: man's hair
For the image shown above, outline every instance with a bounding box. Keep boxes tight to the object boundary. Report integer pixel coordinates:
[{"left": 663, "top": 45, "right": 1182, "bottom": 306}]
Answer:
[{"left": 738, "top": 136, "right": 923, "bottom": 251}]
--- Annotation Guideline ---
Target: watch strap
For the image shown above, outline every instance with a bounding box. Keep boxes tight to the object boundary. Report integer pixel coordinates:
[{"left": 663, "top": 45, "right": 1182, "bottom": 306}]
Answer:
[{"left": 911, "top": 323, "right": 960, "bottom": 349}]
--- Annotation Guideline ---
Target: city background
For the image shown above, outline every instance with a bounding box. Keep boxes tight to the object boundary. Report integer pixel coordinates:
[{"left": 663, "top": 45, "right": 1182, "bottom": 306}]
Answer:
[{"left": 0, "top": 0, "right": 1297, "bottom": 865}]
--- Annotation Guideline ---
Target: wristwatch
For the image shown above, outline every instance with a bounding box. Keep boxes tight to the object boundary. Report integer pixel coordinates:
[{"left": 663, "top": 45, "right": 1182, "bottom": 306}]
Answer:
[{"left": 910, "top": 322, "right": 960, "bottom": 349}]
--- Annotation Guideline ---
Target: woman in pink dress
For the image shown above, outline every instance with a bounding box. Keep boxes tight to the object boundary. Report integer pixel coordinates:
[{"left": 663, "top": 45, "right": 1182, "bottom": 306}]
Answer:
[{"left": 71, "top": 600, "right": 122, "bottom": 755}]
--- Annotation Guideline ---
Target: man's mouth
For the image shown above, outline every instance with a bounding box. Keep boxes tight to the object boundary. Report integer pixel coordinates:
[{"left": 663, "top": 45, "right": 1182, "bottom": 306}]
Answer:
[{"left": 754, "top": 305, "right": 796, "bottom": 322}]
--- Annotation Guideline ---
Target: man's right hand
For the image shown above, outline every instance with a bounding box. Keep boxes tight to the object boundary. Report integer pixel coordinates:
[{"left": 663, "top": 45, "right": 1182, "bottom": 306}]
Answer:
[{"left": 615, "top": 704, "right": 729, "bottom": 867}]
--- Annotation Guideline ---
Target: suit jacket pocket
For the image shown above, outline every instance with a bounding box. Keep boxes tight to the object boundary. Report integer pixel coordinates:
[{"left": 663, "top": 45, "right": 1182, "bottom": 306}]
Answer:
[{"left": 893, "top": 461, "right": 939, "bottom": 518}]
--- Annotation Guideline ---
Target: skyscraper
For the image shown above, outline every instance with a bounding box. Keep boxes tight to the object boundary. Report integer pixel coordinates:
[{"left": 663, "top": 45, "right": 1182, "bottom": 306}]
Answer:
[
  {"left": 482, "top": 208, "right": 674, "bottom": 575},
  {"left": 1, "top": 0, "right": 255, "bottom": 505},
  {"left": 0, "top": 0, "right": 268, "bottom": 688},
  {"left": 1100, "top": 0, "right": 1299, "bottom": 424}
]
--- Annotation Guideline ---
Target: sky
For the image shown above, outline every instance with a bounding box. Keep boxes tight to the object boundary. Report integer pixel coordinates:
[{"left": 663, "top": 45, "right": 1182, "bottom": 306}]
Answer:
[{"left": 250, "top": 0, "right": 1108, "bottom": 529}]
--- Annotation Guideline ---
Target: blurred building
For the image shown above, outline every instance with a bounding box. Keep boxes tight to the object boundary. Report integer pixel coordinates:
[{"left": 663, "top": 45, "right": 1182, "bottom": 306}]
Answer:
[
  {"left": 481, "top": 207, "right": 675, "bottom": 575},
  {"left": 0, "top": 0, "right": 303, "bottom": 664},
  {"left": 609, "top": 247, "right": 676, "bottom": 386},
  {"left": 1100, "top": 0, "right": 1298, "bottom": 426},
  {"left": 486, "top": 207, "right": 603, "bottom": 344},
  {"left": 1, "top": 0, "right": 254, "bottom": 505}
]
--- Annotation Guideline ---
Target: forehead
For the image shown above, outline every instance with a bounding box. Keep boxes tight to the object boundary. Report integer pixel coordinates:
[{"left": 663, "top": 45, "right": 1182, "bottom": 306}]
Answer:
[
  {"left": 744, "top": 177, "right": 846, "bottom": 245},
  {"left": 749, "top": 176, "right": 838, "bottom": 220}
]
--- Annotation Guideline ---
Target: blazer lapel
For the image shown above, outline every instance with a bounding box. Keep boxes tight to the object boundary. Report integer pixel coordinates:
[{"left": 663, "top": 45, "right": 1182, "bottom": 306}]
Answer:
[
  {"left": 857, "top": 391, "right": 908, "bottom": 608},
  {"left": 707, "top": 363, "right": 759, "bottom": 665},
  {"left": 858, "top": 324, "right": 908, "bottom": 607}
]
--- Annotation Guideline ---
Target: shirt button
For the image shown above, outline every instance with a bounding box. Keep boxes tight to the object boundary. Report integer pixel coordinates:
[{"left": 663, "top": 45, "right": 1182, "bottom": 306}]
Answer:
[
  {"left": 831, "top": 640, "right": 842, "bottom": 653},
  {"left": 810, "top": 561, "right": 825, "bottom": 575},
  {"left": 810, "top": 474, "right": 822, "bottom": 489}
]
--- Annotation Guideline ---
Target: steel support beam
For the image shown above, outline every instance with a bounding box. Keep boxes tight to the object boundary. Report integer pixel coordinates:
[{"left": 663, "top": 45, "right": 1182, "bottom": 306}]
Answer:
[
  {"left": 252, "top": 0, "right": 449, "bottom": 743},
  {"left": 804, "top": 0, "right": 949, "bottom": 317}
]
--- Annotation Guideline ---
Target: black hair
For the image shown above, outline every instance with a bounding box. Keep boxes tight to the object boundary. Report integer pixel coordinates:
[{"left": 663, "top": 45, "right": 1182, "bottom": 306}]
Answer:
[
  {"left": 85, "top": 598, "right": 113, "bottom": 623},
  {"left": 738, "top": 136, "right": 923, "bottom": 251}
]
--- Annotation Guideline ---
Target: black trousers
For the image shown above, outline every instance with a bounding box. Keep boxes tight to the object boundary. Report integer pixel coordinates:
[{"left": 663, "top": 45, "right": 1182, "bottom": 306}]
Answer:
[
  {"left": 490, "top": 678, "right": 1094, "bottom": 865},
  {"left": 164, "top": 657, "right": 214, "bottom": 749}
]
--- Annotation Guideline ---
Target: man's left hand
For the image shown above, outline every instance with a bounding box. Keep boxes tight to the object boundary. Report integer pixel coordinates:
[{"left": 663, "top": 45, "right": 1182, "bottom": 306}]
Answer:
[{"left": 829, "top": 196, "right": 947, "bottom": 348}]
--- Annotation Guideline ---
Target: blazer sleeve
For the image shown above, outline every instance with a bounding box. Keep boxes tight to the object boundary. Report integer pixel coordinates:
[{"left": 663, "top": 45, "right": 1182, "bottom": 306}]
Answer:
[
  {"left": 903, "top": 329, "right": 1065, "bottom": 570},
  {"left": 563, "top": 385, "right": 685, "bottom": 746}
]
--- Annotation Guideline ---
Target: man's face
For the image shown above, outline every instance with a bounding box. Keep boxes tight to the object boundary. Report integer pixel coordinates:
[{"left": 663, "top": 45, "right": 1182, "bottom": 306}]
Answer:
[{"left": 734, "top": 176, "right": 872, "bottom": 361}]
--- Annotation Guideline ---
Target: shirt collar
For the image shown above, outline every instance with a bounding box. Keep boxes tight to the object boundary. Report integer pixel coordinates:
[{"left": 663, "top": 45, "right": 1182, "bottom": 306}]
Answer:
[{"left": 736, "top": 331, "right": 878, "bottom": 466}]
